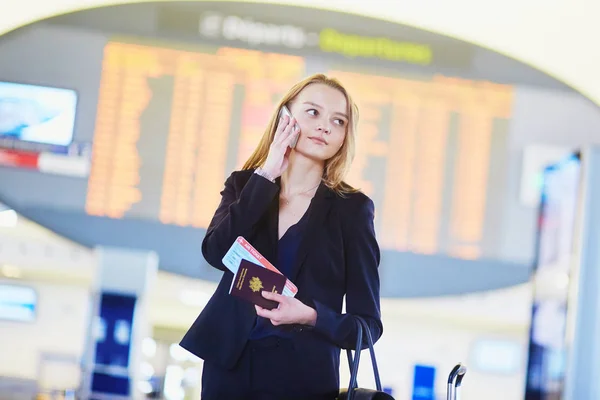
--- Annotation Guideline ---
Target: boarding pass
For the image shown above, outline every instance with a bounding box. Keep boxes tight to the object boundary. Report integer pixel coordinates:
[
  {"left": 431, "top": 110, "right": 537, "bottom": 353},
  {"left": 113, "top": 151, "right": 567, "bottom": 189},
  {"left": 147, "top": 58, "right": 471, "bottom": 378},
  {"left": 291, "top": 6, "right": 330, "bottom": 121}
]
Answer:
[{"left": 222, "top": 236, "right": 298, "bottom": 297}]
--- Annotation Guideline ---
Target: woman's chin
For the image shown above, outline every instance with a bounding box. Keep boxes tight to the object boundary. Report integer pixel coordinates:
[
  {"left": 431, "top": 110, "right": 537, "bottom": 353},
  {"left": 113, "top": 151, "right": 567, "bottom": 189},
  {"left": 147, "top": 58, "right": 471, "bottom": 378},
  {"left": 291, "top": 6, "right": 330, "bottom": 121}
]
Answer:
[{"left": 293, "top": 147, "right": 331, "bottom": 163}]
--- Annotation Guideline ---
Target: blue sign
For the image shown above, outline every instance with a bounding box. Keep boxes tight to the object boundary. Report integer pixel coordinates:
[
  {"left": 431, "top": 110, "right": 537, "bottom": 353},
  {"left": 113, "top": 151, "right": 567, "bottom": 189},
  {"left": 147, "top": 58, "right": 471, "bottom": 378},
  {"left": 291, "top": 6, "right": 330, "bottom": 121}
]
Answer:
[
  {"left": 412, "top": 364, "right": 436, "bottom": 400},
  {"left": 90, "top": 292, "right": 136, "bottom": 396}
]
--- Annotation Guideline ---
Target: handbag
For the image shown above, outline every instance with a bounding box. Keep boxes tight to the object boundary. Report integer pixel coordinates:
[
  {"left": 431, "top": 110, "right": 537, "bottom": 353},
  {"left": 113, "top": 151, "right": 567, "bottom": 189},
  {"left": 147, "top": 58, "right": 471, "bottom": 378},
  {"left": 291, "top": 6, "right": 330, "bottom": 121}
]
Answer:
[{"left": 338, "top": 316, "right": 395, "bottom": 400}]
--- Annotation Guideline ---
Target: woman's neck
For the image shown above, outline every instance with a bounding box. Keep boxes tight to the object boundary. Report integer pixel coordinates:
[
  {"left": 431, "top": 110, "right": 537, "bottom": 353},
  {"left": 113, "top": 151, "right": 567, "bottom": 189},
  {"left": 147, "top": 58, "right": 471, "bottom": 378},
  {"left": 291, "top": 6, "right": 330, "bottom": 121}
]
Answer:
[{"left": 280, "top": 153, "right": 323, "bottom": 196}]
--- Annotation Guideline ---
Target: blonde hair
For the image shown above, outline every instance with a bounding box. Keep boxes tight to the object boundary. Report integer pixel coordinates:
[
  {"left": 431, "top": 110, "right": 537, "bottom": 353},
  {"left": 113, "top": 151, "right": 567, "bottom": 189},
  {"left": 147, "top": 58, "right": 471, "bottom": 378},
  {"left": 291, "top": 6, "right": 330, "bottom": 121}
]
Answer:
[{"left": 242, "top": 73, "right": 359, "bottom": 195}]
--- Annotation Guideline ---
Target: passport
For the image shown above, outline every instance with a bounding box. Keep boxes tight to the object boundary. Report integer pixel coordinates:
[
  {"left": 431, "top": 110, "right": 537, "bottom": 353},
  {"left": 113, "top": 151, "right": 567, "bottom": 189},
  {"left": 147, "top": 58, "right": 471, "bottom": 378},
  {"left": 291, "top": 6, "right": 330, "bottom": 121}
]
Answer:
[
  {"left": 229, "top": 259, "right": 287, "bottom": 310},
  {"left": 222, "top": 236, "right": 298, "bottom": 297}
]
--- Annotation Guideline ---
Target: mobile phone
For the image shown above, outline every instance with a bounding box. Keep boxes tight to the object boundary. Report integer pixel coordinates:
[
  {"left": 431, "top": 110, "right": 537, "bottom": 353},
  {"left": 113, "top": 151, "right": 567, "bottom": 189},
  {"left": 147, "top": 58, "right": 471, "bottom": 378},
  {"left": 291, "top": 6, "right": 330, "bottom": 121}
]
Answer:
[{"left": 278, "top": 105, "right": 300, "bottom": 149}]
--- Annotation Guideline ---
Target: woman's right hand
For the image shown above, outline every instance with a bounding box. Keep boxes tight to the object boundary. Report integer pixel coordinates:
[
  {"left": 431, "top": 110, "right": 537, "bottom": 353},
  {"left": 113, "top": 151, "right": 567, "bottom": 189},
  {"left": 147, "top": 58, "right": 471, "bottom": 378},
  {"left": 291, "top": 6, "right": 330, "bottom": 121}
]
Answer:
[{"left": 262, "top": 115, "right": 300, "bottom": 179}]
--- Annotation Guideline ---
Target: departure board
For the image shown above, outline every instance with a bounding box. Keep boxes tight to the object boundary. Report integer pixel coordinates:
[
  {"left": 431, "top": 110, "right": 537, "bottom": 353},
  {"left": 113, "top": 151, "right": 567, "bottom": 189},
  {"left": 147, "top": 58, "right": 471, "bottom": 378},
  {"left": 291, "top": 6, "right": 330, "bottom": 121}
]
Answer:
[
  {"left": 85, "top": 40, "right": 513, "bottom": 260},
  {"left": 330, "top": 71, "right": 512, "bottom": 258},
  {"left": 86, "top": 42, "right": 305, "bottom": 226}
]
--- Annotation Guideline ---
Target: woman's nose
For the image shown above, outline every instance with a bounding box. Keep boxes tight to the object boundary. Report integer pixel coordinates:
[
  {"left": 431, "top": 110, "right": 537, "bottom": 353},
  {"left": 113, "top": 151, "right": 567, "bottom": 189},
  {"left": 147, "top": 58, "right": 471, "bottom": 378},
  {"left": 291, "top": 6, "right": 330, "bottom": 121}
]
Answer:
[{"left": 317, "top": 124, "right": 331, "bottom": 134}]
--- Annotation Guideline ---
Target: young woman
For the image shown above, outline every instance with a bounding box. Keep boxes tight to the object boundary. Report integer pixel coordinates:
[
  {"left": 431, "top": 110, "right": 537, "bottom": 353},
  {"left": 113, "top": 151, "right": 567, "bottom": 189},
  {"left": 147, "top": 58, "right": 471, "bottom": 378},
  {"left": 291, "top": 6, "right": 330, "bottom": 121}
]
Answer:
[{"left": 180, "top": 73, "right": 383, "bottom": 400}]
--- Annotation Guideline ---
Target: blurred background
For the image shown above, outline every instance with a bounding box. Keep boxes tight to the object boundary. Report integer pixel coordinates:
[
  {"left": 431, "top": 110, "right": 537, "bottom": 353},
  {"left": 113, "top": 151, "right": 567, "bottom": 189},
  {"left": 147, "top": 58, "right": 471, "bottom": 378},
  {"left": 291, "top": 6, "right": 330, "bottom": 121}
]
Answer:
[{"left": 0, "top": 1, "right": 599, "bottom": 399}]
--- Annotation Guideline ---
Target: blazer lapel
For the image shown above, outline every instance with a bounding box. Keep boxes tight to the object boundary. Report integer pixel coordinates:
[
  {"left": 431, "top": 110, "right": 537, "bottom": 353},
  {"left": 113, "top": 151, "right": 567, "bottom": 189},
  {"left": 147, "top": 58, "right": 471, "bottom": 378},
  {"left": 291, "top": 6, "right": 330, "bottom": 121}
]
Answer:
[
  {"left": 264, "top": 180, "right": 280, "bottom": 262},
  {"left": 289, "top": 182, "right": 334, "bottom": 282}
]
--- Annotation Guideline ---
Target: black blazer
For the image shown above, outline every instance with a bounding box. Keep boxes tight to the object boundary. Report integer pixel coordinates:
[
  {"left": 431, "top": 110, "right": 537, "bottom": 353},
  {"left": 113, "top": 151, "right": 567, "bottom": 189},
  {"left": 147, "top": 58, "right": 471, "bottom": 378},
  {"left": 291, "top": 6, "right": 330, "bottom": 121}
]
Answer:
[{"left": 180, "top": 169, "right": 383, "bottom": 391}]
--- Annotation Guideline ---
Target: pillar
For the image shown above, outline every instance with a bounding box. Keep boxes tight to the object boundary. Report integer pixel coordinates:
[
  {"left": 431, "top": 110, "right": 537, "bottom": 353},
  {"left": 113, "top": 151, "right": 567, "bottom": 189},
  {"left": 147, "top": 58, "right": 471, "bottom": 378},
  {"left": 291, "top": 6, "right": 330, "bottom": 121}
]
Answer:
[
  {"left": 80, "top": 246, "right": 158, "bottom": 399},
  {"left": 564, "top": 146, "right": 600, "bottom": 400}
]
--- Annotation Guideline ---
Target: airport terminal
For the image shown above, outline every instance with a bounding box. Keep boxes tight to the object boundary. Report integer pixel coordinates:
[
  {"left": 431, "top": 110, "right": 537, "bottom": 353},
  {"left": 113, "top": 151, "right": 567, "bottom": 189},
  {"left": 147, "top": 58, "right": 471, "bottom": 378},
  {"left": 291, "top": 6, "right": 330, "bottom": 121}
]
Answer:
[{"left": 0, "top": 1, "right": 599, "bottom": 399}]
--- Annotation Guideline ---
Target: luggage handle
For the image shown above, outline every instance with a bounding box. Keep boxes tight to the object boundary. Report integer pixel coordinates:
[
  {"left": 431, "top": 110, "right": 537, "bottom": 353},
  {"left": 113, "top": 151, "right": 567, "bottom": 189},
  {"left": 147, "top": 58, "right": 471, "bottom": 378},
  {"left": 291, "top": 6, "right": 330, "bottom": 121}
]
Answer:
[{"left": 446, "top": 363, "right": 467, "bottom": 400}]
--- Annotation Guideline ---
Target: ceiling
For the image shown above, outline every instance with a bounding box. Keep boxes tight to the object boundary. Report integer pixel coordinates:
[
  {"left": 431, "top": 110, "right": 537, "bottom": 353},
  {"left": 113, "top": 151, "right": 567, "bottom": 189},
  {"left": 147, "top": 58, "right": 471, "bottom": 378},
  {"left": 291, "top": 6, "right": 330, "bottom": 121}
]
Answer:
[{"left": 1, "top": 0, "right": 599, "bottom": 108}]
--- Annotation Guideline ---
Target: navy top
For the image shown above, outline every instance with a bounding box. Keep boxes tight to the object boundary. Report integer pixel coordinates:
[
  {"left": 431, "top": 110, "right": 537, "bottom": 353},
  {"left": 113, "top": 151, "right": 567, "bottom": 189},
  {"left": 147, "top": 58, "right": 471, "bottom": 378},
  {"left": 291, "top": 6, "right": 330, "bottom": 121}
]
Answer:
[{"left": 249, "top": 208, "right": 310, "bottom": 340}]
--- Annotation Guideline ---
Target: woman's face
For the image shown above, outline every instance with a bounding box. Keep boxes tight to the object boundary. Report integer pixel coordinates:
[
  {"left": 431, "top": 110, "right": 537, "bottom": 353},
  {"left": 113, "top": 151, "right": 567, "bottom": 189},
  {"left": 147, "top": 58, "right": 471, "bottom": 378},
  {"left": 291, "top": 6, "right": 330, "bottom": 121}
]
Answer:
[{"left": 288, "top": 83, "right": 348, "bottom": 162}]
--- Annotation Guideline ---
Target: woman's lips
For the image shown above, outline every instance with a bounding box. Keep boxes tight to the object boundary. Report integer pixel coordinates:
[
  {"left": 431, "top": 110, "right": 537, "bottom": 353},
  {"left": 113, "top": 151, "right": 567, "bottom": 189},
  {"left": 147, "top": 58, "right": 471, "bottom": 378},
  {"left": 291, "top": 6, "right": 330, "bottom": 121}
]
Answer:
[{"left": 308, "top": 136, "right": 327, "bottom": 145}]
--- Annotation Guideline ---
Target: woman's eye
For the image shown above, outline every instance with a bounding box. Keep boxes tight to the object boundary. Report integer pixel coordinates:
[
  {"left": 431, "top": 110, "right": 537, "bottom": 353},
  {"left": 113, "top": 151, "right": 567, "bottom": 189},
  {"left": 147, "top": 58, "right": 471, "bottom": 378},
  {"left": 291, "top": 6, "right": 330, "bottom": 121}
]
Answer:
[
  {"left": 307, "top": 109, "right": 318, "bottom": 116},
  {"left": 335, "top": 119, "right": 346, "bottom": 126}
]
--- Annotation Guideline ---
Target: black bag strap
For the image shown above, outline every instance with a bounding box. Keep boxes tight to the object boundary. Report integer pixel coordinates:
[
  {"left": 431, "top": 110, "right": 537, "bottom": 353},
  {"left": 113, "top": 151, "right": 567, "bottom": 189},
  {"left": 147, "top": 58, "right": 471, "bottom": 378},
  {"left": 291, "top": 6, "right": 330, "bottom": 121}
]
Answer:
[
  {"left": 345, "top": 316, "right": 383, "bottom": 400},
  {"left": 346, "top": 317, "right": 363, "bottom": 398}
]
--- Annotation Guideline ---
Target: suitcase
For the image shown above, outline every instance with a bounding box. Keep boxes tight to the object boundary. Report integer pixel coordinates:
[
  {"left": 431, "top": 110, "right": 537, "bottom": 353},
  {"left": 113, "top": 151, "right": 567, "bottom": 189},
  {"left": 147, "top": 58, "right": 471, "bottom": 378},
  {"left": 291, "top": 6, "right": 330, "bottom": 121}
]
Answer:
[{"left": 446, "top": 363, "right": 467, "bottom": 400}]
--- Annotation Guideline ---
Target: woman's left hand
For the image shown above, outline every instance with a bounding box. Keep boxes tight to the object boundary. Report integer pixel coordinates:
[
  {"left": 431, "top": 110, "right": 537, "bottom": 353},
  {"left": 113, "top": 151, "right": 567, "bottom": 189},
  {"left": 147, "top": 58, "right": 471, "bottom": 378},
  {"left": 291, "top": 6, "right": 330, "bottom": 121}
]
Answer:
[{"left": 255, "top": 291, "right": 317, "bottom": 327}]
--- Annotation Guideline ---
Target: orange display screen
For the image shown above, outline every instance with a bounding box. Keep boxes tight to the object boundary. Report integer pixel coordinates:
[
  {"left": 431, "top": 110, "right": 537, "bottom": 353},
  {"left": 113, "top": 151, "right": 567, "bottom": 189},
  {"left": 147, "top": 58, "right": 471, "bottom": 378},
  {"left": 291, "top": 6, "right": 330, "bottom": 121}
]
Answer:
[{"left": 86, "top": 41, "right": 513, "bottom": 259}]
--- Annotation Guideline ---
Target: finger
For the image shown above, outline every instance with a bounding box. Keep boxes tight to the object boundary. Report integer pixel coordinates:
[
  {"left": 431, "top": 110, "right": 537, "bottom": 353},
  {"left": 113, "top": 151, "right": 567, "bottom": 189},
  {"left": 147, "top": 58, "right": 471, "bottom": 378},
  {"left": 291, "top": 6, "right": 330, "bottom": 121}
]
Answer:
[
  {"left": 255, "top": 305, "right": 279, "bottom": 320},
  {"left": 284, "top": 126, "right": 300, "bottom": 147},
  {"left": 274, "top": 117, "right": 296, "bottom": 146},
  {"left": 273, "top": 115, "right": 290, "bottom": 141},
  {"left": 262, "top": 291, "right": 286, "bottom": 303}
]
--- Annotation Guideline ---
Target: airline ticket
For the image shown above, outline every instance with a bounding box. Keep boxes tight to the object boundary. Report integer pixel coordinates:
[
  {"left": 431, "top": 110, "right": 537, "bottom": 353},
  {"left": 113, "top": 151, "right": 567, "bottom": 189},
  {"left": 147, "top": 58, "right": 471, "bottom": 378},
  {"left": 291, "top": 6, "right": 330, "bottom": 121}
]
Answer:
[{"left": 222, "top": 236, "right": 298, "bottom": 297}]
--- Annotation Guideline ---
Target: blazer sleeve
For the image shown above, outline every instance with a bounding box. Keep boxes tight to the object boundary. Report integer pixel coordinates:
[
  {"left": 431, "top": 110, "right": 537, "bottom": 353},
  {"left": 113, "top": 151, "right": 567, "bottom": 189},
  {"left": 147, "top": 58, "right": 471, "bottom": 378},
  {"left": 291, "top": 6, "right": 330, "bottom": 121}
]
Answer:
[
  {"left": 310, "top": 196, "right": 383, "bottom": 350},
  {"left": 201, "top": 171, "right": 280, "bottom": 271}
]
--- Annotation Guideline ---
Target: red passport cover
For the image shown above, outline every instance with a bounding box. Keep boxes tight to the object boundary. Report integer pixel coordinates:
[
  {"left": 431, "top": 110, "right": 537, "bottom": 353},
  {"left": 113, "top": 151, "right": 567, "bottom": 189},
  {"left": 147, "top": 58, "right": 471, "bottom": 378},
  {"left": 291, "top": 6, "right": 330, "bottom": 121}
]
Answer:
[{"left": 230, "top": 259, "right": 287, "bottom": 310}]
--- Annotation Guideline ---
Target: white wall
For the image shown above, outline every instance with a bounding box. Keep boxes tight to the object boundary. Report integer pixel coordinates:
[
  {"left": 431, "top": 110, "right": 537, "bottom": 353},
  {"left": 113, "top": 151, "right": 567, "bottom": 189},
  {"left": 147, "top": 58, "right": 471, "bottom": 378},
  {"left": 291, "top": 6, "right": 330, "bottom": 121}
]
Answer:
[
  {"left": 0, "top": 279, "right": 90, "bottom": 389},
  {"left": 338, "top": 284, "right": 532, "bottom": 400},
  {"left": 363, "top": 316, "right": 527, "bottom": 399}
]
